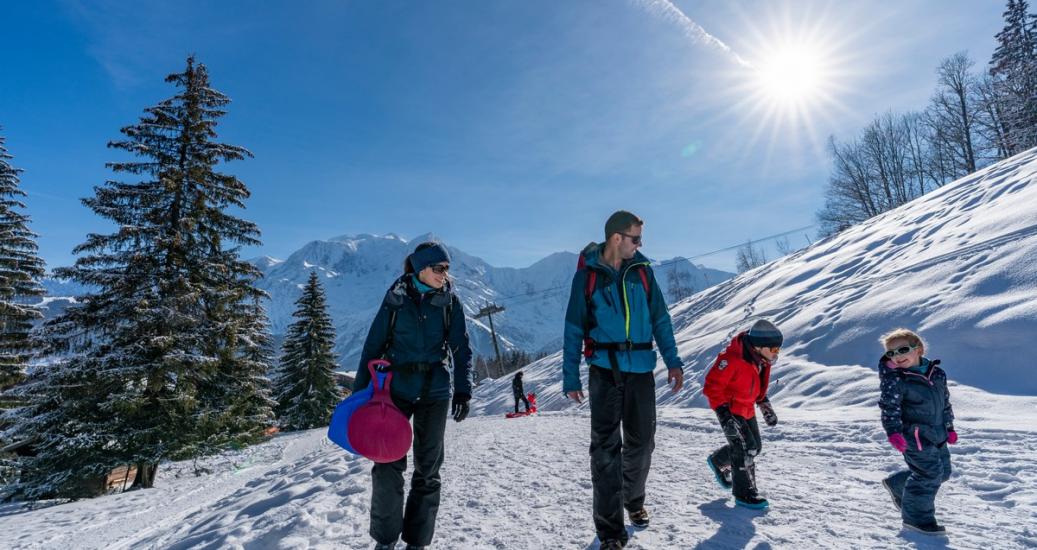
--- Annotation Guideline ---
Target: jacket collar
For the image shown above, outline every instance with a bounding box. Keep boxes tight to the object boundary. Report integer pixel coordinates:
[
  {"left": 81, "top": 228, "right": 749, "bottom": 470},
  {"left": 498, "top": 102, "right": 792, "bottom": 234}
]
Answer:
[
  {"left": 583, "top": 243, "right": 650, "bottom": 275},
  {"left": 385, "top": 274, "right": 452, "bottom": 308}
]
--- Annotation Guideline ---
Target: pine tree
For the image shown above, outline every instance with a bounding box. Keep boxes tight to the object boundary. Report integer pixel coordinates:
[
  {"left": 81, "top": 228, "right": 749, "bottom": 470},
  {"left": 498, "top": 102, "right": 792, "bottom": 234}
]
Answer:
[
  {"left": 989, "top": 0, "right": 1037, "bottom": 153},
  {"left": 273, "top": 271, "right": 341, "bottom": 431},
  {"left": 2, "top": 57, "right": 273, "bottom": 498},
  {"left": 0, "top": 130, "right": 45, "bottom": 391}
]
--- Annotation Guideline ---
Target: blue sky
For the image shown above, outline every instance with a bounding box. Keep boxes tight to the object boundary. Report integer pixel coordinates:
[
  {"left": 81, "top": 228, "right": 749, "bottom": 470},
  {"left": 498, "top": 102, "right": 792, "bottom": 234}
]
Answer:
[{"left": 0, "top": 0, "right": 1009, "bottom": 272}]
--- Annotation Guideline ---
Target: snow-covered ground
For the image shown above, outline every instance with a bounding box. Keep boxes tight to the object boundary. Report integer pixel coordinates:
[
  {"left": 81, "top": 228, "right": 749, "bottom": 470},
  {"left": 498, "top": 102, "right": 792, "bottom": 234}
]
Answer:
[
  {"left": 6, "top": 138, "right": 1037, "bottom": 549},
  {"left": 3, "top": 396, "right": 1036, "bottom": 549}
]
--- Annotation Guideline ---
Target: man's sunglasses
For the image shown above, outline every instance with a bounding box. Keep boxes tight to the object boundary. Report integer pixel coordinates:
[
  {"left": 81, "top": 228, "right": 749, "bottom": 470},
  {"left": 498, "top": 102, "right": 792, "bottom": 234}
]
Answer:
[
  {"left": 430, "top": 264, "right": 450, "bottom": 274},
  {"left": 619, "top": 232, "right": 642, "bottom": 245},
  {"left": 884, "top": 345, "right": 918, "bottom": 359}
]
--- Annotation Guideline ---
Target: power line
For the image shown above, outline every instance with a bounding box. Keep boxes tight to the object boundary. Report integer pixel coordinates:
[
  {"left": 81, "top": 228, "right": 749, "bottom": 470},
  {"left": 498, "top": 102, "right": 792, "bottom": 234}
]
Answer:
[{"left": 466, "top": 224, "right": 816, "bottom": 308}]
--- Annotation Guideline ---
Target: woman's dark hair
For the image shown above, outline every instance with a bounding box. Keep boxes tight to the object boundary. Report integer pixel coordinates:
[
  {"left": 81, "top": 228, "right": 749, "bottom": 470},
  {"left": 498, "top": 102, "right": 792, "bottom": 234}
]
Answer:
[{"left": 403, "top": 241, "right": 440, "bottom": 274}]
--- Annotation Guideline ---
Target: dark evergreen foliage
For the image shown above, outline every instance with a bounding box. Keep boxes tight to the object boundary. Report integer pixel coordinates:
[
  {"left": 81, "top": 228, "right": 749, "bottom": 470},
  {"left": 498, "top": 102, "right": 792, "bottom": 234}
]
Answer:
[
  {"left": 2, "top": 57, "right": 273, "bottom": 499},
  {"left": 273, "top": 271, "right": 341, "bottom": 431},
  {"left": 0, "top": 131, "right": 45, "bottom": 391}
]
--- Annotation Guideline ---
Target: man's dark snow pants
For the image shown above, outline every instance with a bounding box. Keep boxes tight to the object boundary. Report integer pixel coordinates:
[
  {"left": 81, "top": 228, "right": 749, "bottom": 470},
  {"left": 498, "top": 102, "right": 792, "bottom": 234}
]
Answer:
[{"left": 589, "top": 365, "right": 657, "bottom": 544}]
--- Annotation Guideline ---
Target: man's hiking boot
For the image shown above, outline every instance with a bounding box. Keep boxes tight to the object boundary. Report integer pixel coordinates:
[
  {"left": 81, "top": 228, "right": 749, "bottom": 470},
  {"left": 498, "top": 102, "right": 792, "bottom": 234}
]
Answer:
[
  {"left": 599, "top": 539, "right": 625, "bottom": 549},
  {"left": 629, "top": 507, "right": 650, "bottom": 528}
]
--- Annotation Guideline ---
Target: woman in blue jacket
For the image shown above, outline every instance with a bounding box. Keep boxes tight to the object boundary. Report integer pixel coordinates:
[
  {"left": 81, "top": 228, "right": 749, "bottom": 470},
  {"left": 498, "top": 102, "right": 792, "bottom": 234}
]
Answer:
[
  {"left": 877, "top": 328, "right": 957, "bottom": 536},
  {"left": 354, "top": 242, "right": 474, "bottom": 550}
]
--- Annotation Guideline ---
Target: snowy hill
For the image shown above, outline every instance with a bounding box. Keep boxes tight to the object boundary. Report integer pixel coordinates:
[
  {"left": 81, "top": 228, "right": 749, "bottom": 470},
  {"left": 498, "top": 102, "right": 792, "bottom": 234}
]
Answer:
[
  {"left": 6, "top": 152, "right": 1037, "bottom": 550},
  {"left": 252, "top": 234, "right": 734, "bottom": 371},
  {"left": 473, "top": 147, "right": 1037, "bottom": 415}
]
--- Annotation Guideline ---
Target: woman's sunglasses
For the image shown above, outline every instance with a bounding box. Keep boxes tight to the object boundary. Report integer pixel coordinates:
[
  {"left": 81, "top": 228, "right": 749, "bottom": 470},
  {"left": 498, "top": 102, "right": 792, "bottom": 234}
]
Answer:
[
  {"left": 884, "top": 345, "right": 918, "bottom": 359},
  {"left": 430, "top": 264, "right": 450, "bottom": 274}
]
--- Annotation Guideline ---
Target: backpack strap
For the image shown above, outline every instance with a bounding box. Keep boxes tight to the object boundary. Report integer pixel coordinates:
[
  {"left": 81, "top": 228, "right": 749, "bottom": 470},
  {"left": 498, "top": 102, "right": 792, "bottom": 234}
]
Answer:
[
  {"left": 382, "top": 308, "right": 398, "bottom": 360},
  {"left": 581, "top": 269, "right": 597, "bottom": 359},
  {"left": 637, "top": 265, "right": 651, "bottom": 307}
]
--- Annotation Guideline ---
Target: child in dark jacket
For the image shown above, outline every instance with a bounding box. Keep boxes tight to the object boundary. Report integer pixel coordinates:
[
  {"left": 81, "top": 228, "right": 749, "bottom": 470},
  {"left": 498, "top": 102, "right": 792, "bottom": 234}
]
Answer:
[
  {"left": 877, "top": 328, "right": 957, "bottom": 535},
  {"left": 703, "top": 319, "right": 782, "bottom": 510}
]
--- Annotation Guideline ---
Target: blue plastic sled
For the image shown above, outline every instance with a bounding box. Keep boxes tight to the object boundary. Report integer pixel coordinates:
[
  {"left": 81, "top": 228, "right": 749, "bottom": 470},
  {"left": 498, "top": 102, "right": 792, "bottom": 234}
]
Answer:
[{"left": 328, "top": 359, "right": 390, "bottom": 453}]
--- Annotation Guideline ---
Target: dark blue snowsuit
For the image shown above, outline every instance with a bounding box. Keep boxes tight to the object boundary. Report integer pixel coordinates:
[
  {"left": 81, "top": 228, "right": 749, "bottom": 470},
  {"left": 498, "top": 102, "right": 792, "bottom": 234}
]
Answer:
[
  {"left": 878, "top": 357, "right": 955, "bottom": 527},
  {"left": 354, "top": 275, "right": 473, "bottom": 547}
]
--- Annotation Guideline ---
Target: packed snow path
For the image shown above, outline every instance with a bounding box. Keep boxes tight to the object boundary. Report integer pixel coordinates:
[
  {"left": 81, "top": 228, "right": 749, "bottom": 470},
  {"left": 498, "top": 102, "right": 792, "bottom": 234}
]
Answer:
[{"left": 3, "top": 408, "right": 1035, "bottom": 549}]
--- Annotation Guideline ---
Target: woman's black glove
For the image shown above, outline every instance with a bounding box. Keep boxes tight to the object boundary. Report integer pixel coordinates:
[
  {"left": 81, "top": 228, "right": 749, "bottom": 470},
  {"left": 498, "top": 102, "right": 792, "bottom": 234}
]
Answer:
[{"left": 451, "top": 392, "right": 470, "bottom": 422}]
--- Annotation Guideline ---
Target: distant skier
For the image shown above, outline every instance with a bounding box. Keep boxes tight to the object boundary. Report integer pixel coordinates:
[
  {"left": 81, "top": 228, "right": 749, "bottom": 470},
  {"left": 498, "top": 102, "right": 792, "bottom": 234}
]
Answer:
[
  {"left": 562, "top": 210, "right": 685, "bottom": 549},
  {"left": 353, "top": 241, "right": 474, "bottom": 550},
  {"left": 703, "top": 319, "right": 782, "bottom": 510},
  {"left": 877, "top": 328, "right": 957, "bottom": 535},
  {"left": 512, "top": 371, "right": 531, "bottom": 414}
]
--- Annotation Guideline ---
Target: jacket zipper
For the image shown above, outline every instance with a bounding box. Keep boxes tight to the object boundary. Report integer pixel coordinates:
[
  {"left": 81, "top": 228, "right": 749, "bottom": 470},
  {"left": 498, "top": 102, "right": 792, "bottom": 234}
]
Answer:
[{"left": 620, "top": 261, "right": 650, "bottom": 341}]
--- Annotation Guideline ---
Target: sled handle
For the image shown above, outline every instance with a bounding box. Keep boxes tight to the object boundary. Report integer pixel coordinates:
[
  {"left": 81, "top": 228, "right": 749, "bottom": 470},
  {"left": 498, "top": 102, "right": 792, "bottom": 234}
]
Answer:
[{"left": 367, "top": 360, "right": 393, "bottom": 394}]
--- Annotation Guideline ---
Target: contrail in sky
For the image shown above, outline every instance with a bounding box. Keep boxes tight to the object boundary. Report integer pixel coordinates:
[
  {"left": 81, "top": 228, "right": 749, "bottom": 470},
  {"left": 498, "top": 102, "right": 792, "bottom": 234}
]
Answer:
[{"left": 634, "top": 0, "right": 752, "bottom": 68}]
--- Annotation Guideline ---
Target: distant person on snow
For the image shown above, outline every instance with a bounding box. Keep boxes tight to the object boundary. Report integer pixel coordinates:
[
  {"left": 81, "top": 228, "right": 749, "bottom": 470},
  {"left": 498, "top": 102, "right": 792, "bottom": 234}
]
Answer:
[
  {"left": 562, "top": 210, "right": 685, "bottom": 550},
  {"left": 353, "top": 241, "right": 475, "bottom": 550},
  {"left": 703, "top": 319, "right": 782, "bottom": 510},
  {"left": 512, "top": 371, "right": 531, "bottom": 413},
  {"left": 877, "top": 328, "right": 957, "bottom": 535}
]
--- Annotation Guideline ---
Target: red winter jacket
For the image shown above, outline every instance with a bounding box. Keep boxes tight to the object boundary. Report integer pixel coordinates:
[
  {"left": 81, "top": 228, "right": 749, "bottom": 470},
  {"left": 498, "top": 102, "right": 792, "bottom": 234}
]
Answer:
[{"left": 703, "top": 333, "right": 772, "bottom": 419}]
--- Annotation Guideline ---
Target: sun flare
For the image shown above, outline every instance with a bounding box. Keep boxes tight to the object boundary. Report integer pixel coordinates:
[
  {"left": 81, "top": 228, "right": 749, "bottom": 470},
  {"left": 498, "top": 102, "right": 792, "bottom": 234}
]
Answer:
[{"left": 756, "top": 44, "right": 825, "bottom": 103}]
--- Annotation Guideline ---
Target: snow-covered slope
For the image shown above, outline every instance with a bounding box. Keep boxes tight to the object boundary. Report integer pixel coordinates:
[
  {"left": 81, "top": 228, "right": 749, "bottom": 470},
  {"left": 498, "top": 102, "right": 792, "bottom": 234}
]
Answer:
[
  {"left": 4, "top": 402, "right": 1036, "bottom": 549},
  {"left": 7, "top": 152, "right": 1037, "bottom": 550},
  {"left": 473, "top": 147, "right": 1037, "bottom": 415},
  {"left": 253, "top": 234, "right": 733, "bottom": 371}
]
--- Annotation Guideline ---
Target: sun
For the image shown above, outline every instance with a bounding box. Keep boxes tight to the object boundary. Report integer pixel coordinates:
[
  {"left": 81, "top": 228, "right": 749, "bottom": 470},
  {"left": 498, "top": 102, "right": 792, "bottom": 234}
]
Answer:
[
  {"left": 756, "top": 44, "right": 826, "bottom": 104},
  {"left": 697, "top": 4, "right": 865, "bottom": 164}
]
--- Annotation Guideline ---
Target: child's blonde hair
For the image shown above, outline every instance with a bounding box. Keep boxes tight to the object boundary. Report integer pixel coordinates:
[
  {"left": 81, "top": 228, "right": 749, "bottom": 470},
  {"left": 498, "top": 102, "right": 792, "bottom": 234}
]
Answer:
[{"left": 879, "top": 328, "right": 926, "bottom": 351}]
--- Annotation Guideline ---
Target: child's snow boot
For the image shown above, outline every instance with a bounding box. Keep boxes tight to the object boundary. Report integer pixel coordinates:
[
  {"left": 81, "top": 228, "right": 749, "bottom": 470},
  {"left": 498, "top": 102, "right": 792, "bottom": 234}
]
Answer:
[
  {"left": 735, "top": 493, "right": 770, "bottom": 510},
  {"left": 707, "top": 455, "right": 733, "bottom": 489},
  {"left": 881, "top": 477, "right": 902, "bottom": 511},
  {"left": 902, "top": 521, "right": 946, "bottom": 535}
]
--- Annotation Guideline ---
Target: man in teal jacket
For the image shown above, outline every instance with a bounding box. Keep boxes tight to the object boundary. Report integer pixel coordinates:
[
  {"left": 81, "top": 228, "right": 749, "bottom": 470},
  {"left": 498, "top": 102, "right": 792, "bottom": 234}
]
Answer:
[{"left": 562, "top": 210, "right": 684, "bottom": 549}]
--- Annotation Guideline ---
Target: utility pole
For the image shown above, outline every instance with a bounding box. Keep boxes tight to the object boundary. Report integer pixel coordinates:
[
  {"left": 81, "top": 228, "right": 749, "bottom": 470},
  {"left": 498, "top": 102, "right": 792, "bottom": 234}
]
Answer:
[{"left": 474, "top": 303, "right": 506, "bottom": 378}]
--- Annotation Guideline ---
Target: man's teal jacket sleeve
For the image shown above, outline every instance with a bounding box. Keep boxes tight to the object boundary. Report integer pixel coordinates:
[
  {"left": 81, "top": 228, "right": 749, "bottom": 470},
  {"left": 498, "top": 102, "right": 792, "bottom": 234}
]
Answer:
[
  {"left": 562, "top": 271, "right": 587, "bottom": 393},
  {"left": 649, "top": 270, "right": 684, "bottom": 372}
]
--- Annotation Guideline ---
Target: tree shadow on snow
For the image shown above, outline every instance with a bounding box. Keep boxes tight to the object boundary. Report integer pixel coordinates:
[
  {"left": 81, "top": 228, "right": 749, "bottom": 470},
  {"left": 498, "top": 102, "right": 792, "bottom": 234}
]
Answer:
[{"left": 694, "top": 498, "right": 769, "bottom": 550}]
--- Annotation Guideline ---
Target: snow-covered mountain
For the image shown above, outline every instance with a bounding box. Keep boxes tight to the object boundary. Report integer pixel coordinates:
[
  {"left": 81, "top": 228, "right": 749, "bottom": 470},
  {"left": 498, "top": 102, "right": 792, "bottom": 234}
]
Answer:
[
  {"left": 252, "top": 234, "right": 734, "bottom": 371},
  {"left": 474, "top": 147, "right": 1037, "bottom": 414}
]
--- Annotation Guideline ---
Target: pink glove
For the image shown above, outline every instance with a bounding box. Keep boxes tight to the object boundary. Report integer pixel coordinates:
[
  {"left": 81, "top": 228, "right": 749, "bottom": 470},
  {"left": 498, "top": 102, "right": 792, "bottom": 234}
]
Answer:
[
  {"left": 888, "top": 433, "right": 908, "bottom": 453},
  {"left": 946, "top": 430, "right": 958, "bottom": 445}
]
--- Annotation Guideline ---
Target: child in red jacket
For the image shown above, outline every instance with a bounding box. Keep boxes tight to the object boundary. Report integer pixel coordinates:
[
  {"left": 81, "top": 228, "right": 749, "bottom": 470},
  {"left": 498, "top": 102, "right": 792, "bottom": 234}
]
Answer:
[{"left": 703, "top": 319, "right": 782, "bottom": 509}]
